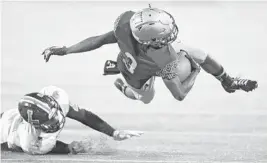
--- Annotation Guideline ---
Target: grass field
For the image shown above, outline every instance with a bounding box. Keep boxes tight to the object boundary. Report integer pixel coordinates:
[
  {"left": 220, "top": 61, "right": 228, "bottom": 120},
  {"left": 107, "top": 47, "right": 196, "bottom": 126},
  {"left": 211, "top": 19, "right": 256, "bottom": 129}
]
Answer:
[
  {"left": 1, "top": 113, "right": 267, "bottom": 163},
  {"left": 1, "top": 1, "right": 267, "bottom": 163}
]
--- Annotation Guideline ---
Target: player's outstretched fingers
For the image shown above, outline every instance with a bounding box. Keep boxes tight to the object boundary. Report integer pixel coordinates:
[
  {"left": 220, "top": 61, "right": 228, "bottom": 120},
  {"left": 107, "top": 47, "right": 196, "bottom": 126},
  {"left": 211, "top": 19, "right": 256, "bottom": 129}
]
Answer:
[
  {"left": 123, "top": 130, "right": 144, "bottom": 139},
  {"left": 41, "top": 47, "right": 52, "bottom": 62},
  {"left": 41, "top": 46, "right": 67, "bottom": 62},
  {"left": 113, "top": 130, "right": 144, "bottom": 141},
  {"left": 127, "top": 130, "right": 144, "bottom": 137}
]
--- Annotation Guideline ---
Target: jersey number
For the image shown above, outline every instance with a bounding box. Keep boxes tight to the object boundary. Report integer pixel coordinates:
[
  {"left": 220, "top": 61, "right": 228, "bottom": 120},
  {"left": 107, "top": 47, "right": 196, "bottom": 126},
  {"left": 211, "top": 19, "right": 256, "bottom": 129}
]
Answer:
[
  {"left": 122, "top": 52, "right": 137, "bottom": 74},
  {"left": 27, "top": 110, "right": 40, "bottom": 125}
]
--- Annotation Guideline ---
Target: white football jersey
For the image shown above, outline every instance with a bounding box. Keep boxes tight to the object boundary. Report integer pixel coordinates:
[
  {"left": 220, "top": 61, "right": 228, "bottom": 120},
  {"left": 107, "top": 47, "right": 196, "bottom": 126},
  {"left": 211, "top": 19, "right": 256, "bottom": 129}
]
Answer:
[{"left": 0, "top": 86, "right": 70, "bottom": 154}]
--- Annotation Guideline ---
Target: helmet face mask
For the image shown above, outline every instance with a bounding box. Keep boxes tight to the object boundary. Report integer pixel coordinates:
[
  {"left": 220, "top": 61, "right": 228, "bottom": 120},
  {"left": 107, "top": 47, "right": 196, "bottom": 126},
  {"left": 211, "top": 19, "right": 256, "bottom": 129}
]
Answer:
[
  {"left": 143, "top": 24, "right": 178, "bottom": 49},
  {"left": 130, "top": 8, "right": 179, "bottom": 50},
  {"left": 40, "top": 109, "right": 65, "bottom": 133},
  {"left": 18, "top": 93, "right": 66, "bottom": 133}
]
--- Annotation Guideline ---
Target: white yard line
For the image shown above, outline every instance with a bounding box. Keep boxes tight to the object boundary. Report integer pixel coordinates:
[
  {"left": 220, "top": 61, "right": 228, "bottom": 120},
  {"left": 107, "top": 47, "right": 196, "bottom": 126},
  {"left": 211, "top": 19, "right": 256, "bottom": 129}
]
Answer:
[
  {"left": 64, "top": 130, "right": 267, "bottom": 137},
  {"left": 1, "top": 158, "right": 262, "bottom": 163},
  {"left": 150, "top": 132, "right": 267, "bottom": 137}
]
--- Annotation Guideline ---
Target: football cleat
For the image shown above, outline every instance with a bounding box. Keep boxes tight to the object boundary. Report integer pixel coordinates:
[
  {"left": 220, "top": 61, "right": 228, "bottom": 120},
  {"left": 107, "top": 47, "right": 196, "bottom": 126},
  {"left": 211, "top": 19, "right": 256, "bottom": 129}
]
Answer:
[
  {"left": 215, "top": 70, "right": 258, "bottom": 93},
  {"left": 221, "top": 77, "right": 258, "bottom": 93}
]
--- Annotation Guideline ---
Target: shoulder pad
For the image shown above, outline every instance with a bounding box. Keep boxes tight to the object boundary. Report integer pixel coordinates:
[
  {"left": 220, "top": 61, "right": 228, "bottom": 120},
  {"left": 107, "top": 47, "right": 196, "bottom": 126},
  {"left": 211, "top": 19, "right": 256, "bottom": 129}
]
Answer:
[
  {"left": 39, "top": 86, "right": 70, "bottom": 116},
  {"left": 114, "top": 11, "right": 135, "bottom": 37}
]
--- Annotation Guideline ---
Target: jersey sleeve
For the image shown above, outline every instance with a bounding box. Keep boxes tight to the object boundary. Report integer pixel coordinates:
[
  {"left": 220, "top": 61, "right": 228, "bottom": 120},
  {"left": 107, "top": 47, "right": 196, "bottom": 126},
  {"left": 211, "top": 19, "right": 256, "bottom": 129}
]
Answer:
[
  {"left": 39, "top": 86, "right": 70, "bottom": 116},
  {"left": 113, "top": 11, "right": 127, "bottom": 37},
  {"left": 156, "top": 59, "right": 180, "bottom": 80},
  {"left": 4, "top": 110, "right": 24, "bottom": 148},
  {"left": 113, "top": 11, "right": 134, "bottom": 39}
]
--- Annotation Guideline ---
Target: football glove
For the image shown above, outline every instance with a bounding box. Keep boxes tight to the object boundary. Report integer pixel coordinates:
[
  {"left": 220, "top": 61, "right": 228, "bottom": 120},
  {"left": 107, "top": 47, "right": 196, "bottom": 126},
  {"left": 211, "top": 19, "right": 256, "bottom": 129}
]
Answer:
[
  {"left": 42, "top": 46, "right": 67, "bottom": 62},
  {"left": 112, "top": 130, "right": 144, "bottom": 141}
]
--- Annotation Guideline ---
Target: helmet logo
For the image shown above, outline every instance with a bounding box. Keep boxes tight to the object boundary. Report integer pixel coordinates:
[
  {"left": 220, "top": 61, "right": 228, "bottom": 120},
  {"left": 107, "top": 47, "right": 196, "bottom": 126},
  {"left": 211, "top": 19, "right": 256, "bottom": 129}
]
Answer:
[
  {"left": 160, "top": 28, "right": 166, "bottom": 34},
  {"left": 27, "top": 110, "right": 40, "bottom": 125}
]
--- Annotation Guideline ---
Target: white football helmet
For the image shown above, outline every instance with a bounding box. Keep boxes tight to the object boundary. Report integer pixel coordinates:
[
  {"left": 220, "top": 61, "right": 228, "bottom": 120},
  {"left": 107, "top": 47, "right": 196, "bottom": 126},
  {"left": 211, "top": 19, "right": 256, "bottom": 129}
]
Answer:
[{"left": 130, "top": 7, "right": 178, "bottom": 48}]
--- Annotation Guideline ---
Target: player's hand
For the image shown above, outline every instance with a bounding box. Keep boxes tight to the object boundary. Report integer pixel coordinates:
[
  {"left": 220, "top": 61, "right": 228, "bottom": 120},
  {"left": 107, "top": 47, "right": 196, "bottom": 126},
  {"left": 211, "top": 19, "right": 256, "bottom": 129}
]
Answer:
[
  {"left": 112, "top": 130, "right": 144, "bottom": 141},
  {"left": 68, "top": 141, "right": 86, "bottom": 154},
  {"left": 185, "top": 54, "right": 201, "bottom": 73},
  {"left": 41, "top": 46, "right": 67, "bottom": 62}
]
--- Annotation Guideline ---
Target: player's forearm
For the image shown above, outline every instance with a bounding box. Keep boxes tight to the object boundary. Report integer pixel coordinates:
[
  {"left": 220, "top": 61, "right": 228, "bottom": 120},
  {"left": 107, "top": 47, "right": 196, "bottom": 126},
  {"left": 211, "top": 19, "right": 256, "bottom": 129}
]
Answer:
[
  {"left": 80, "top": 109, "right": 115, "bottom": 136},
  {"left": 164, "top": 70, "right": 199, "bottom": 101},
  {"left": 66, "top": 36, "right": 104, "bottom": 54},
  {"left": 67, "top": 106, "right": 115, "bottom": 137},
  {"left": 181, "top": 70, "right": 199, "bottom": 94},
  {"left": 1, "top": 143, "right": 23, "bottom": 152},
  {"left": 66, "top": 31, "right": 117, "bottom": 54},
  {"left": 49, "top": 141, "right": 70, "bottom": 154}
]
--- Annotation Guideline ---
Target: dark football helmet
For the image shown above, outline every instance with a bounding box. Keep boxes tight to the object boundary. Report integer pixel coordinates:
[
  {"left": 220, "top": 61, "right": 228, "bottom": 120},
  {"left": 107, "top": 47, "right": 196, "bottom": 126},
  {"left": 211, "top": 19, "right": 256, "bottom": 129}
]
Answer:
[{"left": 18, "top": 92, "right": 65, "bottom": 133}]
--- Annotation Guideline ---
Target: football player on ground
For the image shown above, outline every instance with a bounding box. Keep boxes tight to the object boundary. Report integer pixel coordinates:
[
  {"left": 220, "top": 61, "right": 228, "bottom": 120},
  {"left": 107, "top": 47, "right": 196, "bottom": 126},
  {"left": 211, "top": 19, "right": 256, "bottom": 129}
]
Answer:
[
  {"left": 0, "top": 85, "right": 143, "bottom": 155},
  {"left": 42, "top": 7, "right": 258, "bottom": 104}
]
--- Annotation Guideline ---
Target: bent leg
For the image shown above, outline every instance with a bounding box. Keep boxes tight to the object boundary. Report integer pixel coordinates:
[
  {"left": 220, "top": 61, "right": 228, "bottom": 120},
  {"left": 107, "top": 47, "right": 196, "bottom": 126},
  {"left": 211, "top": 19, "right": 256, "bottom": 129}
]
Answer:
[
  {"left": 185, "top": 47, "right": 257, "bottom": 92},
  {"left": 114, "top": 77, "right": 156, "bottom": 104},
  {"left": 132, "top": 77, "right": 155, "bottom": 104}
]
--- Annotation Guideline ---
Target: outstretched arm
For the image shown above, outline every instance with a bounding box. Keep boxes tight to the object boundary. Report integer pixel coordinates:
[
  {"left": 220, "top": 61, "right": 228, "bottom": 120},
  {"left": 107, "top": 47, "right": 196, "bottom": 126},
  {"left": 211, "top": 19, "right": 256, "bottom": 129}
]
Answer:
[
  {"left": 46, "top": 106, "right": 116, "bottom": 155},
  {"left": 66, "top": 104, "right": 115, "bottom": 137},
  {"left": 42, "top": 31, "right": 117, "bottom": 62},
  {"left": 66, "top": 31, "right": 117, "bottom": 54},
  {"left": 66, "top": 103, "right": 143, "bottom": 141},
  {"left": 49, "top": 104, "right": 143, "bottom": 155}
]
